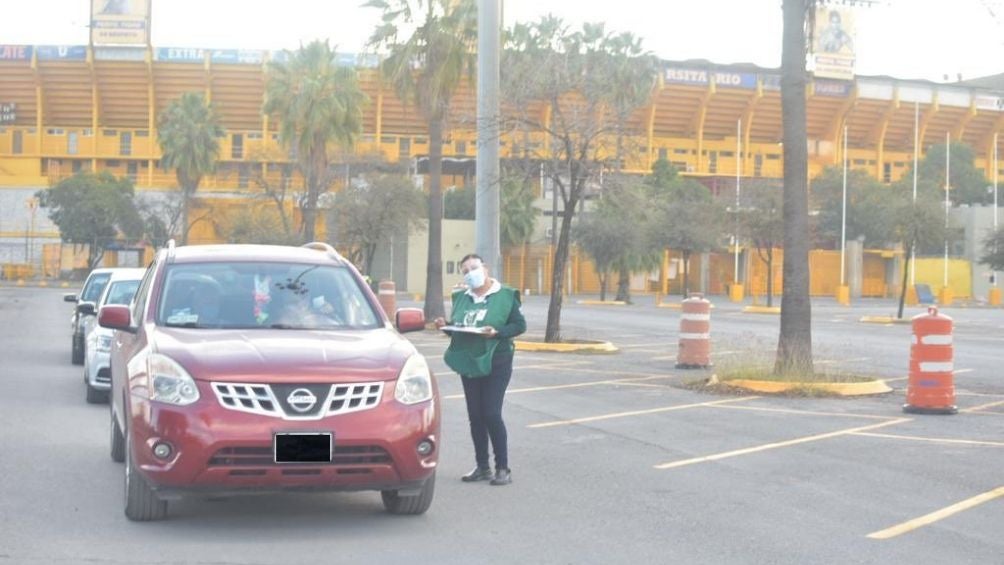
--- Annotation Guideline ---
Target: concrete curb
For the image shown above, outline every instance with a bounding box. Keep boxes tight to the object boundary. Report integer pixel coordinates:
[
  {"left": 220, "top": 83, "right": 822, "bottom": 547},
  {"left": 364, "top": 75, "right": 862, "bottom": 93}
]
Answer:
[
  {"left": 515, "top": 339, "right": 618, "bottom": 353},
  {"left": 726, "top": 378, "right": 892, "bottom": 396},
  {"left": 743, "top": 306, "right": 781, "bottom": 314},
  {"left": 576, "top": 300, "right": 628, "bottom": 306},
  {"left": 859, "top": 316, "right": 912, "bottom": 324},
  {"left": 0, "top": 280, "right": 72, "bottom": 289}
]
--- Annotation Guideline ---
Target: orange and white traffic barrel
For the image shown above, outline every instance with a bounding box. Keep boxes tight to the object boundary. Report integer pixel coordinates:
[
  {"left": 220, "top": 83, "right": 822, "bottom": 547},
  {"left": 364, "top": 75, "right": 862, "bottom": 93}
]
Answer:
[
  {"left": 377, "top": 280, "right": 397, "bottom": 318},
  {"left": 676, "top": 293, "right": 711, "bottom": 369},
  {"left": 904, "top": 306, "right": 957, "bottom": 414}
]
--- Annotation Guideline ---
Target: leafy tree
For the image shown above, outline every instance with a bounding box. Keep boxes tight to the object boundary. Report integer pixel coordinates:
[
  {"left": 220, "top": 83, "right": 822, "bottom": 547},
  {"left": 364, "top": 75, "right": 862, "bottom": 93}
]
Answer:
[
  {"left": 649, "top": 175, "right": 725, "bottom": 297},
  {"left": 246, "top": 146, "right": 298, "bottom": 240},
  {"left": 499, "top": 173, "right": 538, "bottom": 250},
  {"left": 891, "top": 192, "right": 952, "bottom": 319},
  {"left": 812, "top": 166, "right": 891, "bottom": 248},
  {"left": 503, "top": 17, "right": 655, "bottom": 341},
  {"left": 36, "top": 172, "right": 143, "bottom": 269},
  {"left": 740, "top": 185, "right": 785, "bottom": 307},
  {"left": 264, "top": 40, "right": 367, "bottom": 242},
  {"left": 777, "top": 0, "right": 814, "bottom": 375},
  {"left": 222, "top": 205, "right": 302, "bottom": 246},
  {"left": 157, "top": 92, "right": 222, "bottom": 245},
  {"left": 443, "top": 185, "right": 475, "bottom": 220},
  {"left": 980, "top": 228, "right": 1004, "bottom": 272},
  {"left": 366, "top": 0, "right": 477, "bottom": 320},
  {"left": 327, "top": 174, "right": 426, "bottom": 275},
  {"left": 915, "top": 141, "right": 991, "bottom": 206}
]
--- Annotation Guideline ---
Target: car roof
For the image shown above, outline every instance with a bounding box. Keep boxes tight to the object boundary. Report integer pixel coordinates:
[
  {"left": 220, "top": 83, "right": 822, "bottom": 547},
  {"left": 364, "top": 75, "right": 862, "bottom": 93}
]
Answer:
[
  {"left": 167, "top": 244, "right": 348, "bottom": 267},
  {"left": 104, "top": 268, "right": 147, "bottom": 283}
]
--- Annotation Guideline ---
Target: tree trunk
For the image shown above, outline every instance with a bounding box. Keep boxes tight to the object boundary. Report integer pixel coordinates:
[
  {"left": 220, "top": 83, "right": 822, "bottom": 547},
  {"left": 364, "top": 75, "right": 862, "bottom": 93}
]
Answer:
[
  {"left": 545, "top": 190, "right": 578, "bottom": 343},
  {"left": 682, "top": 251, "right": 691, "bottom": 297},
  {"left": 599, "top": 271, "right": 607, "bottom": 302},
  {"left": 301, "top": 136, "right": 327, "bottom": 243},
  {"left": 180, "top": 191, "right": 190, "bottom": 246},
  {"left": 615, "top": 266, "right": 631, "bottom": 303},
  {"left": 897, "top": 244, "right": 912, "bottom": 320},
  {"left": 423, "top": 115, "right": 446, "bottom": 320},
  {"left": 776, "top": 0, "right": 813, "bottom": 376},
  {"left": 766, "top": 248, "right": 774, "bottom": 308}
]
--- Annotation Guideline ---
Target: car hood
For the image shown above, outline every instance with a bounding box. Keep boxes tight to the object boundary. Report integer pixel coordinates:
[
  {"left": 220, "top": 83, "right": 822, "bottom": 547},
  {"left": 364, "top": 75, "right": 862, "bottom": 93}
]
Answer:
[{"left": 151, "top": 327, "right": 419, "bottom": 383}]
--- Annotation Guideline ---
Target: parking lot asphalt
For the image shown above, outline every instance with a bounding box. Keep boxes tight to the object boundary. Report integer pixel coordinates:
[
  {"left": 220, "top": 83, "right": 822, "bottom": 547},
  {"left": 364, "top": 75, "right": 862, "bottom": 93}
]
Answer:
[{"left": 1, "top": 286, "right": 1002, "bottom": 564}]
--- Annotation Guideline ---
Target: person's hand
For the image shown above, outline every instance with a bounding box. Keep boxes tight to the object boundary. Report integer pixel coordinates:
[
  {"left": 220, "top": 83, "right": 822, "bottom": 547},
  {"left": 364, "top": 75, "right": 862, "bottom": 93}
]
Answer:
[
  {"left": 482, "top": 326, "right": 498, "bottom": 337},
  {"left": 433, "top": 317, "right": 446, "bottom": 329}
]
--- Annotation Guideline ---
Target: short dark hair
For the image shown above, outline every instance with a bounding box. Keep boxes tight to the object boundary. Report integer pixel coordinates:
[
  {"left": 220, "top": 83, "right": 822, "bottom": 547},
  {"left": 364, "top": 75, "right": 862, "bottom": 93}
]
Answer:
[{"left": 459, "top": 253, "right": 483, "bottom": 265}]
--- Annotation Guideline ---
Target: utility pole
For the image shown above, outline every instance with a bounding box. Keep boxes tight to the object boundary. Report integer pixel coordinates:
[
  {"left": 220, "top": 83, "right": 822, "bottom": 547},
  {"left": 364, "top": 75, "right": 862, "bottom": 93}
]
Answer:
[{"left": 475, "top": 0, "right": 501, "bottom": 277}]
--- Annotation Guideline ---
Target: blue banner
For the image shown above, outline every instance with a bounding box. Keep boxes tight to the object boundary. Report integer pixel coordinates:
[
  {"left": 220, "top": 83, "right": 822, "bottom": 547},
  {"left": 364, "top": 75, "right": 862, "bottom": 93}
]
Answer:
[
  {"left": 36, "top": 45, "right": 87, "bottom": 61},
  {"left": 210, "top": 49, "right": 265, "bottom": 65},
  {"left": 0, "top": 45, "right": 32, "bottom": 61},
  {"left": 665, "top": 67, "right": 756, "bottom": 89},
  {"left": 156, "top": 47, "right": 205, "bottom": 63},
  {"left": 760, "top": 74, "right": 781, "bottom": 91},
  {"left": 814, "top": 80, "right": 852, "bottom": 97}
]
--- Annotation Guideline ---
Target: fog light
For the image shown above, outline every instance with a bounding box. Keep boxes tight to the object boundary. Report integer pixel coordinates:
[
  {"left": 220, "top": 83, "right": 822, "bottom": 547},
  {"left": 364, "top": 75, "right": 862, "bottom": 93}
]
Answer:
[
  {"left": 152, "top": 442, "right": 173, "bottom": 460},
  {"left": 416, "top": 439, "right": 434, "bottom": 456}
]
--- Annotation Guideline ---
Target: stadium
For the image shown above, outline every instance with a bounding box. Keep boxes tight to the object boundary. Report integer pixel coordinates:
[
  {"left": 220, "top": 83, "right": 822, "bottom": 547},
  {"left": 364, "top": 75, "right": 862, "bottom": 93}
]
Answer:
[{"left": 0, "top": 42, "right": 1001, "bottom": 301}]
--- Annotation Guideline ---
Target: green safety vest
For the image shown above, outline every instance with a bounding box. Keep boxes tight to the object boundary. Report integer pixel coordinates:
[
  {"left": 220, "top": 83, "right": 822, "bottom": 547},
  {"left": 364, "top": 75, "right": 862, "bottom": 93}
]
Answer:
[{"left": 443, "top": 286, "right": 518, "bottom": 378}]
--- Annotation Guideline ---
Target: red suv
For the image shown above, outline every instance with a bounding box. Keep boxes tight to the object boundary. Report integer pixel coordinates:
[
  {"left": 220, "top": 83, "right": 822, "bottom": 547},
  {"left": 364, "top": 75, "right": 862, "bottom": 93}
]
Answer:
[{"left": 100, "top": 242, "right": 438, "bottom": 521}]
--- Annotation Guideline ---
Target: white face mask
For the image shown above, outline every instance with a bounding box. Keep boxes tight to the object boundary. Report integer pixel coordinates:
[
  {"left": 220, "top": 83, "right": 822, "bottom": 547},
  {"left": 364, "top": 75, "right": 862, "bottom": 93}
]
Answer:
[{"left": 464, "top": 266, "right": 486, "bottom": 289}]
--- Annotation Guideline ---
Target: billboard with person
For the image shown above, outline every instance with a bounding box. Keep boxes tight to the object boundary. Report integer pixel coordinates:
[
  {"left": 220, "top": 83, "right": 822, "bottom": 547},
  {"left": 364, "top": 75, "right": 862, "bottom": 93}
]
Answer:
[
  {"left": 813, "top": 5, "right": 855, "bottom": 81},
  {"left": 91, "top": 0, "right": 151, "bottom": 46}
]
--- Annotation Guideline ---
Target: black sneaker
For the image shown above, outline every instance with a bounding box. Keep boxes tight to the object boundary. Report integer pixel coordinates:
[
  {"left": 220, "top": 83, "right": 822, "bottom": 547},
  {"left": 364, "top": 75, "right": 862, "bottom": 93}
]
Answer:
[
  {"left": 490, "top": 468, "right": 512, "bottom": 486},
  {"left": 461, "top": 467, "right": 493, "bottom": 482}
]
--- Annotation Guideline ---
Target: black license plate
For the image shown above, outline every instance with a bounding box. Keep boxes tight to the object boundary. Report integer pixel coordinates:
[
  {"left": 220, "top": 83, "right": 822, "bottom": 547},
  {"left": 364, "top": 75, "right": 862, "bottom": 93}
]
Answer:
[{"left": 273, "top": 432, "right": 333, "bottom": 463}]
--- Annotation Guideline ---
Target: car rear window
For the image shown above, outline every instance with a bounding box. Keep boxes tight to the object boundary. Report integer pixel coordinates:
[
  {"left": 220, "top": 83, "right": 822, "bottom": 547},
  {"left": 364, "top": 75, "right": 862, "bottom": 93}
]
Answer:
[
  {"left": 103, "top": 280, "right": 140, "bottom": 306},
  {"left": 156, "top": 262, "right": 380, "bottom": 330},
  {"left": 81, "top": 273, "right": 111, "bottom": 302}
]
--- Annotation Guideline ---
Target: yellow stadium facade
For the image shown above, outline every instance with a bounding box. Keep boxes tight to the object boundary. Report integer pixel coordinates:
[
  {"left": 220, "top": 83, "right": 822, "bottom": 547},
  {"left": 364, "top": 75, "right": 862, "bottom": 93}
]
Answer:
[{"left": 1, "top": 45, "right": 1002, "bottom": 300}]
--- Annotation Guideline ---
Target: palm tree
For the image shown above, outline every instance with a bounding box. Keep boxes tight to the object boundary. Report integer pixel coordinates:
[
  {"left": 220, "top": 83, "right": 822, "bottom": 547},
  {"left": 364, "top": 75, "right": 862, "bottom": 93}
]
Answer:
[
  {"left": 777, "top": 0, "right": 814, "bottom": 375},
  {"left": 157, "top": 92, "right": 222, "bottom": 245},
  {"left": 366, "top": 0, "right": 477, "bottom": 320},
  {"left": 264, "top": 40, "right": 367, "bottom": 242}
]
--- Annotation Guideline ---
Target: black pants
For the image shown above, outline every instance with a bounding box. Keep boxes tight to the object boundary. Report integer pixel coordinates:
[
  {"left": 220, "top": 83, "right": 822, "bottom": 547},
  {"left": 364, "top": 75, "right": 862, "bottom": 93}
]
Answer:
[{"left": 460, "top": 353, "right": 513, "bottom": 470}]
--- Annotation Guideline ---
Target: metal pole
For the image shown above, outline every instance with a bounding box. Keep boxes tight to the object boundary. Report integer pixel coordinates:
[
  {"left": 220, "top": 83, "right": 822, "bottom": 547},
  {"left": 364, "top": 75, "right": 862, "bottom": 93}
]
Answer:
[
  {"left": 911, "top": 101, "right": 919, "bottom": 286},
  {"left": 475, "top": 0, "right": 501, "bottom": 276},
  {"left": 944, "top": 132, "right": 950, "bottom": 288},
  {"left": 994, "top": 133, "right": 999, "bottom": 288},
  {"left": 734, "top": 119, "right": 741, "bottom": 284},
  {"left": 840, "top": 125, "right": 848, "bottom": 286}
]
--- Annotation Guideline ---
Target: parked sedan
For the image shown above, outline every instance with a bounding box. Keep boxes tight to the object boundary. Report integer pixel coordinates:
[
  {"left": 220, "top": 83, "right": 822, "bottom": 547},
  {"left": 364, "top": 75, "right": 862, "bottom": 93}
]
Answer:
[
  {"left": 64, "top": 268, "right": 115, "bottom": 365},
  {"left": 100, "top": 242, "right": 437, "bottom": 521},
  {"left": 83, "top": 268, "right": 146, "bottom": 403}
]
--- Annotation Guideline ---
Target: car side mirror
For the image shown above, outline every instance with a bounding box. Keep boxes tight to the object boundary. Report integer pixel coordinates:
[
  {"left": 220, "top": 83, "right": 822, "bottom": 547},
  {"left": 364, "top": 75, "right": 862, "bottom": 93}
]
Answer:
[
  {"left": 395, "top": 308, "right": 425, "bottom": 333},
  {"left": 77, "top": 302, "right": 96, "bottom": 316},
  {"left": 64, "top": 293, "right": 78, "bottom": 303},
  {"left": 98, "top": 305, "right": 135, "bottom": 333}
]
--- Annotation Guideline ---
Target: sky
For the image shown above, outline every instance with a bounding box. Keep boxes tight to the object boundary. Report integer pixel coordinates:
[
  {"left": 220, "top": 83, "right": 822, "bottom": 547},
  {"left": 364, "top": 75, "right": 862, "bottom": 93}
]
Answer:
[{"left": 1, "top": 0, "right": 1002, "bottom": 83}]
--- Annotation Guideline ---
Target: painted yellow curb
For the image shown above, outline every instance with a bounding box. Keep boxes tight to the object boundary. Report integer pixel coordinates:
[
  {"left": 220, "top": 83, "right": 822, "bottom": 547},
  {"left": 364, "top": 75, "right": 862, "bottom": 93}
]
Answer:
[
  {"left": 515, "top": 339, "right": 618, "bottom": 353},
  {"left": 859, "top": 316, "right": 911, "bottom": 324},
  {"left": 577, "top": 300, "right": 628, "bottom": 306},
  {"left": 743, "top": 306, "right": 781, "bottom": 314},
  {"left": 657, "top": 303, "right": 682, "bottom": 309},
  {"left": 726, "top": 378, "right": 892, "bottom": 396}
]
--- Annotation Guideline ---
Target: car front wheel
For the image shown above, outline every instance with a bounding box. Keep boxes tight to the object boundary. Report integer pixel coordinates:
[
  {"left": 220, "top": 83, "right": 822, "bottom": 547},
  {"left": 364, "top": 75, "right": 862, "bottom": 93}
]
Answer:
[
  {"left": 124, "top": 431, "right": 168, "bottom": 521},
  {"left": 381, "top": 472, "right": 435, "bottom": 515},
  {"left": 71, "top": 335, "right": 84, "bottom": 365},
  {"left": 110, "top": 409, "right": 125, "bottom": 463}
]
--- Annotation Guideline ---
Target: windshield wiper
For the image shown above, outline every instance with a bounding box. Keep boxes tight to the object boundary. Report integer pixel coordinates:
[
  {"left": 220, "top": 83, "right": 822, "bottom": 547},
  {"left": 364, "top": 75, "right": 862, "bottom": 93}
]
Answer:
[{"left": 164, "top": 321, "right": 203, "bottom": 328}]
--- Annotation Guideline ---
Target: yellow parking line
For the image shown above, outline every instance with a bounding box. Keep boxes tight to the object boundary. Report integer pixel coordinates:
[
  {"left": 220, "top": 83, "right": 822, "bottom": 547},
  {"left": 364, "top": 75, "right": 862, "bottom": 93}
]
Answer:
[
  {"left": 851, "top": 431, "right": 1004, "bottom": 447},
  {"left": 653, "top": 418, "right": 910, "bottom": 470},
  {"left": 867, "top": 486, "right": 1004, "bottom": 540},
  {"left": 443, "top": 374, "right": 675, "bottom": 400},
  {"left": 961, "top": 399, "right": 1004, "bottom": 413},
  {"left": 528, "top": 397, "right": 758, "bottom": 429},
  {"left": 707, "top": 403, "right": 895, "bottom": 421}
]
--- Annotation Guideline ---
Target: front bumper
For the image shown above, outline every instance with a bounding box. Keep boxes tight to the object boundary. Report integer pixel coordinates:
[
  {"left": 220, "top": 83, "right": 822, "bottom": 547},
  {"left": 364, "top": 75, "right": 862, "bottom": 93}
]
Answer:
[
  {"left": 127, "top": 381, "right": 440, "bottom": 497},
  {"left": 85, "top": 349, "right": 111, "bottom": 390}
]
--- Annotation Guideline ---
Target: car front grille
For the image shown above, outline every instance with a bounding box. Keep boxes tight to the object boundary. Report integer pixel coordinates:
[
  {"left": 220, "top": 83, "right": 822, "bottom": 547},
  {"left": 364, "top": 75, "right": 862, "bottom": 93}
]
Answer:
[
  {"left": 211, "top": 382, "right": 384, "bottom": 421},
  {"left": 207, "top": 445, "right": 392, "bottom": 467},
  {"left": 95, "top": 368, "right": 111, "bottom": 385}
]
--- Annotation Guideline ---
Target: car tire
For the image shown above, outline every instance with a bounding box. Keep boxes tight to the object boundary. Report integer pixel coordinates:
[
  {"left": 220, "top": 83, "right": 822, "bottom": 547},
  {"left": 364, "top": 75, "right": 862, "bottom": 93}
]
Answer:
[
  {"left": 381, "top": 472, "right": 435, "bottom": 515},
  {"left": 86, "top": 382, "right": 107, "bottom": 404},
  {"left": 110, "top": 409, "right": 125, "bottom": 463},
  {"left": 124, "top": 430, "right": 168, "bottom": 521},
  {"left": 71, "top": 335, "right": 84, "bottom": 365}
]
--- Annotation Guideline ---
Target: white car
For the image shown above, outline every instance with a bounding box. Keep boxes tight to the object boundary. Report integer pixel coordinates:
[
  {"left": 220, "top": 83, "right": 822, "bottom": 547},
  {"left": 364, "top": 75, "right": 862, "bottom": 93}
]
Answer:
[{"left": 83, "top": 268, "right": 146, "bottom": 403}]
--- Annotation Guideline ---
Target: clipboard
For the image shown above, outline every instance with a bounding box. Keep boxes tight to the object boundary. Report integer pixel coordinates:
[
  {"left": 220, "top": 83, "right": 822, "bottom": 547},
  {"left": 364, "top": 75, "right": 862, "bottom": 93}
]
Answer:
[{"left": 441, "top": 325, "right": 492, "bottom": 336}]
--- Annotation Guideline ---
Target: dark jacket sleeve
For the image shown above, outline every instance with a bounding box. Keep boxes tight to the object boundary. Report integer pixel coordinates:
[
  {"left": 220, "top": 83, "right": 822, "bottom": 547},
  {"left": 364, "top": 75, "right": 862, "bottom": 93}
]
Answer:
[{"left": 496, "top": 290, "right": 526, "bottom": 339}]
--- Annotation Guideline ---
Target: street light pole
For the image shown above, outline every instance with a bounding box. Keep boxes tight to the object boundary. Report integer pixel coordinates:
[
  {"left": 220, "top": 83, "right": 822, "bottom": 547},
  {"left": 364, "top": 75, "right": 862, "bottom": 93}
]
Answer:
[
  {"left": 943, "top": 132, "right": 951, "bottom": 303},
  {"left": 911, "top": 101, "right": 919, "bottom": 287},
  {"left": 734, "top": 119, "right": 741, "bottom": 286},
  {"left": 840, "top": 125, "right": 848, "bottom": 287},
  {"left": 475, "top": 0, "right": 501, "bottom": 277}
]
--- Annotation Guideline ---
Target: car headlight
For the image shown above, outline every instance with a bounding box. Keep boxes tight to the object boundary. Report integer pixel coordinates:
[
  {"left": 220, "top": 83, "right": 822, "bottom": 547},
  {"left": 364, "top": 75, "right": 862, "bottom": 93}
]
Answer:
[
  {"left": 96, "top": 334, "right": 113, "bottom": 353},
  {"left": 147, "top": 353, "right": 200, "bottom": 406},
  {"left": 395, "top": 355, "right": 433, "bottom": 405}
]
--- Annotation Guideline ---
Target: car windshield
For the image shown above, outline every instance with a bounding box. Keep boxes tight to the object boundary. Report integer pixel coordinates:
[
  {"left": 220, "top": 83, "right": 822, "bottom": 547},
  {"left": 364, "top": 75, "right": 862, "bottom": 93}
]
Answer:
[
  {"left": 81, "top": 274, "right": 111, "bottom": 302},
  {"left": 156, "top": 262, "right": 380, "bottom": 330},
  {"left": 102, "top": 280, "right": 140, "bottom": 306}
]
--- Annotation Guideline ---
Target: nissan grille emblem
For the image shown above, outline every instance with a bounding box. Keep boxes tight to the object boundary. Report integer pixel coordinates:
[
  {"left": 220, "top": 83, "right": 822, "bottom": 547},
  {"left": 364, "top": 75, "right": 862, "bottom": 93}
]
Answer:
[{"left": 287, "top": 388, "right": 317, "bottom": 413}]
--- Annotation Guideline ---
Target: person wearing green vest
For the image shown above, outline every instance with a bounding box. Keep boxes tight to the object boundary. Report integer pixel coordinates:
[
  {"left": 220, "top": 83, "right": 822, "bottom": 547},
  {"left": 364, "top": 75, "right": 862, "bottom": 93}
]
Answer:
[{"left": 434, "top": 253, "right": 526, "bottom": 486}]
